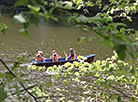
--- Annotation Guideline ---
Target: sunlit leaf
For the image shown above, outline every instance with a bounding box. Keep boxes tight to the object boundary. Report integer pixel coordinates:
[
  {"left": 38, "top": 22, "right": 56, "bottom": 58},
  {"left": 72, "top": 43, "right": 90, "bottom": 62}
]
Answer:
[
  {"left": 63, "top": 80, "right": 67, "bottom": 85},
  {"left": 32, "top": 65, "right": 37, "bottom": 69},
  {"left": 42, "top": 67, "right": 46, "bottom": 71},
  {"left": 13, "top": 14, "right": 27, "bottom": 25},
  {"left": 87, "top": 37, "right": 95, "bottom": 41},
  {"left": 37, "top": 67, "right": 42, "bottom": 71},
  {"left": 56, "top": 88, "right": 61, "bottom": 91},
  {"left": 83, "top": 91, "right": 89, "bottom": 94},
  {"left": 0, "top": 23, "right": 8, "bottom": 35},
  {"left": 28, "top": 5, "right": 40, "bottom": 12},
  {"left": 46, "top": 82, "right": 52, "bottom": 88},
  {"left": 77, "top": 37, "right": 86, "bottom": 44}
]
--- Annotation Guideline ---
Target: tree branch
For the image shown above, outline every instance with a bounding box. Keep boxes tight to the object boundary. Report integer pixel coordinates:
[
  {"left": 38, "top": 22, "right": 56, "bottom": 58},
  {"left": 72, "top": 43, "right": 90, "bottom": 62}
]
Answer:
[{"left": 0, "top": 58, "right": 38, "bottom": 102}]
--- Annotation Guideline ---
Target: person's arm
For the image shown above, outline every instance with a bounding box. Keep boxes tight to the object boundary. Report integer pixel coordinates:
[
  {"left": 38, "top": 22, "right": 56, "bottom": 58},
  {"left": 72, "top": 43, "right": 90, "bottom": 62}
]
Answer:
[
  {"left": 38, "top": 55, "right": 44, "bottom": 60},
  {"left": 67, "top": 53, "right": 74, "bottom": 60}
]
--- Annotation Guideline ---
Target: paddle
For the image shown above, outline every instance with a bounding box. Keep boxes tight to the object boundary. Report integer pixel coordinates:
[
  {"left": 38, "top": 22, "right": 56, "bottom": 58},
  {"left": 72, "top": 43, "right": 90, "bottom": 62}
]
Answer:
[
  {"left": 28, "top": 45, "right": 49, "bottom": 63},
  {"left": 64, "top": 51, "right": 68, "bottom": 60},
  {"left": 27, "top": 45, "right": 49, "bottom": 59}
]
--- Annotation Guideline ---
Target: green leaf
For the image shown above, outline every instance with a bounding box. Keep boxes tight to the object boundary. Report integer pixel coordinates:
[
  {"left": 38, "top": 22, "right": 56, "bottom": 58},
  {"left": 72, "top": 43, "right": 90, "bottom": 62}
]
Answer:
[
  {"left": 46, "top": 82, "right": 52, "bottom": 88},
  {"left": 95, "top": 26, "right": 107, "bottom": 34},
  {"left": 56, "top": 88, "right": 61, "bottom": 91},
  {"left": 87, "top": 37, "right": 95, "bottom": 41},
  {"left": 0, "top": 73, "right": 7, "bottom": 78},
  {"left": 33, "top": 17, "right": 39, "bottom": 27},
  {"left": 63, "top": 80, "right": 67, "bottom": 85},
  {"left": 49, "top": 7, "right": 55, "bottom": 14},
  {"left": 117, "top": 96, "right": 121, "bottom": 102},
  {"left": 13, "top": 14, "right": 27, "bottom": 25},
  {"left": 108, "top": 23, "right": 127, "bottom": 28},
  {"left": 37, "top": 67, "right": 42, "bottom": 71},
  {"left": 0, "top": 86, "right": 7, "bottom": 102},
  {"left": 12, "top": 62, "right": 20, "bottom": 70},
  {"left": 30, "top": 0, "right": 37, "bottom": 5},
  {"left": 131, "top": 67, "right": 135, "bottom": 75},
  {"left": 75, "top": 15, "right": 89, "bottom": 22},
  {"left": 91, "top": 16, "right": 101, "bottom": 21},
  {"left": 103, "top": 37, "right": 112, "bottom": 48},
  {"left": 16, "top": 77, "right": 24, "bottom": 84},
  {"left": 135, "top": 87, "right": 138, "bottom": 95},
  {"left": 23, "top": 17, "right": 31, "bottom": 29},
  {"left": 128, "top": 97, "right": 136, "bottom": 102},
  {"left": 19, "top": 29, "right": 31, "bottom": 37},
  {"left": 88, "top": 71, "right": 92, "bottom": 76},
  {"left": 14, "top": 84, "right": 20, "bottom": 100},
  {"left": 14, "top": 0, "right": 29, "bottom": 7},
  {"left": 0, "top": 23, "right": 8, "bottom": 35},
  {"left": 77, "top": 37, "right": 82, "bottom": 44},
  {"left": 116, "top": 45, "right": 126, "bottom": 60},
  {"left": 28, "top": 5, "right": 40, "bottom": 12},
  {"left": 42, "top": 67, "right": 46, "bottom": 71},
  {"left": 113, "top": 38, "right": 121, "bottom": 47},
  {"left": 77, "top": 37, "right": 86, "bottom": 44},
  {"left": 126, "top": 45, "right": 135, "bottom": 58}
]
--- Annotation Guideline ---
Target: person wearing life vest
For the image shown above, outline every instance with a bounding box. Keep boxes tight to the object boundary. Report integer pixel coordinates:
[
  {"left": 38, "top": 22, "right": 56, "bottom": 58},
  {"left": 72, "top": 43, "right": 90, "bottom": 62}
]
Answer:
[
  {"left": 36, "top": 50, "right": 45, "bottom": 62},
  {"left": 67, "top": 48, "right": 76, "bottom": 60},
  {"left": 52, "top": 50, "right": 59, "bottom": 62}
]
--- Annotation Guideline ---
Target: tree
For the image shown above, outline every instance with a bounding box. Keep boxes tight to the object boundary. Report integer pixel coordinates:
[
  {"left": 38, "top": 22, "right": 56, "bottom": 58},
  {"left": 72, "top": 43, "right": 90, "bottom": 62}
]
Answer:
[{"left": 1, "top": 0, "right": 138, "bottom": 101}]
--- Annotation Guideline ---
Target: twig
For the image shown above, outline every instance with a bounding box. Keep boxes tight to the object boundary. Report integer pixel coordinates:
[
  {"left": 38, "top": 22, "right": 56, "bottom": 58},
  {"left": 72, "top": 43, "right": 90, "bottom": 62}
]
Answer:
[
  {"left": 36, "top": 94, "right": 71, "bottom": 99},
  {"left": 11, "top": 84, "right": 37, "bottom": 95},
  {"left": 110, "top": 85, "right": 131, "bottom": 98},
  {"left": 0, "top": 58, "right": 38, "bottom": 102}
]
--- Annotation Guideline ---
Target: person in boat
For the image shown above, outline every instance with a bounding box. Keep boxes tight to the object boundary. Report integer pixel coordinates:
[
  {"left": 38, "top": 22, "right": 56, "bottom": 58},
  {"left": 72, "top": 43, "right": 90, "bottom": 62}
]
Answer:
[
  {"left": 36, "top": 50, "right": 45, "bottom": 62},
  {"left": 52, "top": 50, "right": 59, "bottom": 62},
  {"left": 67, "top": 48, "right": 76, "bottom": 60}
]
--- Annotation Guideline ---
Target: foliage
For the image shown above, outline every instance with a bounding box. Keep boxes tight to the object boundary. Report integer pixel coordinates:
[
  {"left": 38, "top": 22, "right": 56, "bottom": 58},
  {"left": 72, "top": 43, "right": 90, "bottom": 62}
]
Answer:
[
  {"left": 6, "top": 0, "right": 138, "bottom": 61},
  {"left": 1, "top": 0, "right": 138, "bottom": 101},
  {"left": 27, "top": 51, "right": 138, "bottom": 102},
  {"left": 0, "top": 23, "right": 8, "bottom": 35}
]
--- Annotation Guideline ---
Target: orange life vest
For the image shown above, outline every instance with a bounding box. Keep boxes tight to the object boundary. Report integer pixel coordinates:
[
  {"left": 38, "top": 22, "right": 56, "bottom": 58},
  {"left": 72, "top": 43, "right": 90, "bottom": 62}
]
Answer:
[
  {"left": 36, "top": 54, "right": 44, "bottom": 61},
  {"left": 52, "top": 53, "right": 59, "bottom": 62},
  {"left": 69, "top": 52, "right": 76, "bottom": 60}
]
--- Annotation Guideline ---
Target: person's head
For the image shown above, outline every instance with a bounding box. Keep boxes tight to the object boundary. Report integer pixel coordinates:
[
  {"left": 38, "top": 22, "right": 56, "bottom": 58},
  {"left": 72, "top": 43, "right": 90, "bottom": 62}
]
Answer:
[
  {"left": 70, "top": 48, "right": 73, "bottom": 52},
  {"left": 38, "top": 50, "right": 43, "bottom": 55},
  {"left": 53, "top": 50, "right": 55, "bottom": 53}
]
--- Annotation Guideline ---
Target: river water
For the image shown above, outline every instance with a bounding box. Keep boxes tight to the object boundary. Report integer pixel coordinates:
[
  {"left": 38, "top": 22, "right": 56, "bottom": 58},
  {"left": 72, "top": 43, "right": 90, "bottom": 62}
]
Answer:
[{"left": 0, "top": 13, "right": 114, "bottom": 101}]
